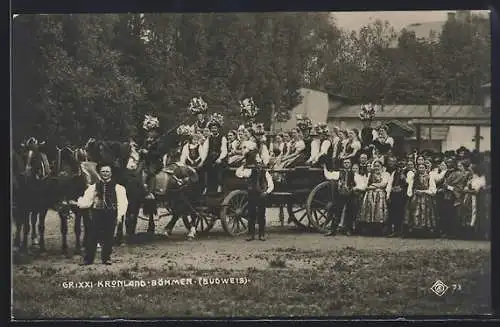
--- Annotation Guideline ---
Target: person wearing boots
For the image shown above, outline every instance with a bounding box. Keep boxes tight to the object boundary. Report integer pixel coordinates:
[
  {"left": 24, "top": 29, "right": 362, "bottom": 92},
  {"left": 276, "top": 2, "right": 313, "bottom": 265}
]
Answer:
[
  {"left": 236, "top": 147, "right": 274, "bottom": 241},
  {"left": 71, "top": 163, "right": 128, "bottom": 265}
]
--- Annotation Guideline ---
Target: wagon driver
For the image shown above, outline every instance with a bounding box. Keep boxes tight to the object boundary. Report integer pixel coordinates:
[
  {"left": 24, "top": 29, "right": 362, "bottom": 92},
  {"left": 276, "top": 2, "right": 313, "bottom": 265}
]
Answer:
[{"left": 139, "top": 114, "right": 168, "bottom": 199}]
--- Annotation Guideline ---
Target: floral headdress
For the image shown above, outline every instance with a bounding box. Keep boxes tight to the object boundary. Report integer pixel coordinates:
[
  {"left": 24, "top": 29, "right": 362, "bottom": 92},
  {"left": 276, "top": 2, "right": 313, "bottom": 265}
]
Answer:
[
  {"left": 296, "top": 114, "right": 313, "bottom": 131},
  {"left": 176, "top": 124, "right": 194, "bottom": 137},
  {"left": 315, "top": 122, "right": 329, "bottom": 135},
  {"left": 143, "top": 114, "right": 160, "bottom": 131},
  {"left": 251, "top": 122, "right": 265, "bottom": 137},
  {"left": 239, "top": 98, "right": 259, "bottom": 121},
  {"left": 359, "top": 103, "right": 377, "bottom": 121},
  {"left": 188, "top": 97, "right": 208, "bottom": 115},
  {"left": 207, "top": 112, "right": 224, "bottom": 129}
]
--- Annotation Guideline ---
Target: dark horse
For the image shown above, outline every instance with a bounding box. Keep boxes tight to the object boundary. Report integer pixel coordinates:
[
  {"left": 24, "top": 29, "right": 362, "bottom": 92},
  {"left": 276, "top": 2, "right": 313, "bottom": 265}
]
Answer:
[
  {"left": 12, "top": 137, "right": 52, "bottom": 251},
  {"left": 51, "top": 145, "right": 97, "bottom": 254},
  {"left": 85, "top": 136, "right": 200, "bottom": 239}
]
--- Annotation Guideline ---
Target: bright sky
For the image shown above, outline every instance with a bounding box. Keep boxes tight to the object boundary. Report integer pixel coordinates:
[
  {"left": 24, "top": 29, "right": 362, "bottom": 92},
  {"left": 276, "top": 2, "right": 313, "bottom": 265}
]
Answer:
[{"left": 332, "top": 10, "right": 490, "bottom": 31}]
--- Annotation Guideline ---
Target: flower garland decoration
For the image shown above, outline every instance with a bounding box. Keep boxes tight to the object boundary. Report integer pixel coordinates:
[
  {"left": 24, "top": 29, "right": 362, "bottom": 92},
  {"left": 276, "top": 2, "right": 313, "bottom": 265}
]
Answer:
[
  {"left": 296, "top": 114, "right": 313, "bottom": 131},
  {"left": 188, "top": 97, "right": 208, "bottom": 115},
  {"left": 143, "top": 114, "right": 160, "bottom": 131},
  {"left": 208, "top": 112, "right": 224, "bottom": 128},
  {"left": 359, "top": 103, "right": 377, "bottom": 121},
  {"left": 176, "top": 124, "right": 194, "bottom": 137},
  {"left": 316, "top": 122, "right": 329, "bottom": 135},
  {"left": 239, "top": 97, "right": 259, "bottom": 120}
]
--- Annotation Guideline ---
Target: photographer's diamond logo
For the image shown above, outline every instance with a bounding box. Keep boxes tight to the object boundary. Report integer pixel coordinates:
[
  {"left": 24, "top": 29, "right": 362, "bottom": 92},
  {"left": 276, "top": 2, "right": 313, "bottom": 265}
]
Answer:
[{"left": 430, "top": 280, "right": 449, "bottom": 296}]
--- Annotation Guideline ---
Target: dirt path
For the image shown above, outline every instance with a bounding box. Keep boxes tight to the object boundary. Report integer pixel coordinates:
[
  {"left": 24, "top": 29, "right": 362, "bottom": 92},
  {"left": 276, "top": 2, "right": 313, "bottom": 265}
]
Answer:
[{"left": 13, "top": 210, "right": 490, "bottom": 277}]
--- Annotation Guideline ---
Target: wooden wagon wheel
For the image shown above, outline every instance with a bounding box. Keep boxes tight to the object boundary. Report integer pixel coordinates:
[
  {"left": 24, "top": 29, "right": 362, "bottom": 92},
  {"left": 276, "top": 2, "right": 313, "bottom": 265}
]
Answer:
[
  {"left": 220, "top": 190, "right": 249, "bottom": 237},
  {"left": 181, "top": 211, "right": 217, "bottom": 235},
  {"left": 286, "top": 201, "right": 314, "bottom": 231},
  {"left": 306, "top": 181, "right": 336, "bottom": 233}
]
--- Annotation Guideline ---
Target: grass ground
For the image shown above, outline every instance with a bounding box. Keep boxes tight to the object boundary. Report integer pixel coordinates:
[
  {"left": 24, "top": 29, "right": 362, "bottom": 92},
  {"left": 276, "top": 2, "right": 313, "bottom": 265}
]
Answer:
[{"left": 13, "top": 247, "right": 490, "bottom": 318}]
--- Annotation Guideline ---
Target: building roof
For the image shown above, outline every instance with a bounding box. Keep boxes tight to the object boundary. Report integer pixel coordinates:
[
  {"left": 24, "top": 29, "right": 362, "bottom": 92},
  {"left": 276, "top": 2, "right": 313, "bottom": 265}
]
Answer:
[
  {"left": 404, "top": 21, "right": 446, "bottom": 39},
  {"left": 328, "top": 104, "right": 489, "bottom": 120},
  {"left": 385, "top": 120, "right": 449, "bottom": 140},
  {"left": 409, "top": 126, "right": 450, "bottom": 141}
]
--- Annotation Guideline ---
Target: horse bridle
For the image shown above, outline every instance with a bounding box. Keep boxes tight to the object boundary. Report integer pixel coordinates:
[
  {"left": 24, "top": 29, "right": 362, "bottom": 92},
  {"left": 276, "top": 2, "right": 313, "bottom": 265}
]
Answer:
[{"left": 56, "top": 145, "right": 82, "bottom": 176}]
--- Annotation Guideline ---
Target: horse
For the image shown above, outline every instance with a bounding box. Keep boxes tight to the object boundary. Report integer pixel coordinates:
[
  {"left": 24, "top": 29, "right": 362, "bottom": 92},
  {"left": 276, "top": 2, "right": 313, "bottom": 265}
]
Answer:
[
  {"left": 12, "top": 137, "right": 52, "bottom": 251},
  {"left": 145, "top": 151, "right": 200, "bottom": 239},
  {"left": 51, "top": 144, "right": 95, "bottom": 254}
]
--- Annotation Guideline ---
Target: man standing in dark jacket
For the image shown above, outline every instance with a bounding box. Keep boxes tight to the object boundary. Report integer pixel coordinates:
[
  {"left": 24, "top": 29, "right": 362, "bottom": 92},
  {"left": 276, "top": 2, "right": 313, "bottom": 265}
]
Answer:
[
  {"left": 325, "top": 158, "right": 355, "bottom": 236},
  {"left": 386, "top": 157, "right": 408, "bottom": 237}
]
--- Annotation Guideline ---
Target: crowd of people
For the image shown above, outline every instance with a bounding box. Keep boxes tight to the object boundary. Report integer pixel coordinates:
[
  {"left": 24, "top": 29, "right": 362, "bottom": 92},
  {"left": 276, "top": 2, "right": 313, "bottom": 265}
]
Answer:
[
  {"left": 173, "top": 101, "right": 490, "bottom": 241},
  {"left": 38, "top": 98, "right": 488, "bottom": 265}
]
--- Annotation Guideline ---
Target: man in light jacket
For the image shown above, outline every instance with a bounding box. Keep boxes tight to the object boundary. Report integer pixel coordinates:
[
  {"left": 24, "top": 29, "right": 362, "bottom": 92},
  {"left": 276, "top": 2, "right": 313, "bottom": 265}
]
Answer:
[{"left": 70, "top": 163, "right": 128, "bottom": 265}]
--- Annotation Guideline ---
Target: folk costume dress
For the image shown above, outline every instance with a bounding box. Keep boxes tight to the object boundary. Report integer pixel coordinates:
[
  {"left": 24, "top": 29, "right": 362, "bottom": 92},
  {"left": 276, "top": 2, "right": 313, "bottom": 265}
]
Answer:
[
  {"left": 279, "top": 139, "right": 306, "bottom": 168},
  {"left": 179, "top": 141, "right": 204, "bottom": 168},
  {"left": 351, "top": 171, "right": 368, "bottom": 228},
  {"left": 404, "top": 171, "right": 438, "bottom": 231},
  {"left": 357, "top": 170, "right": 390, "bottom": 224},
  {"left": 459, "top": 174, "right": 486, "bottom": 230},
  {"left": 227, "top": 138, "right": 243, "bottom": 167}
]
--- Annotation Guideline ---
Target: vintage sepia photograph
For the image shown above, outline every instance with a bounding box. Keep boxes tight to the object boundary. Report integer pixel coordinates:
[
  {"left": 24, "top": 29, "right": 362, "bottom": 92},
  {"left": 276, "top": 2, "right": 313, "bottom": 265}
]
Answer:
[{"left": 11, "top": 10, "right": 491, "bottom": 319}]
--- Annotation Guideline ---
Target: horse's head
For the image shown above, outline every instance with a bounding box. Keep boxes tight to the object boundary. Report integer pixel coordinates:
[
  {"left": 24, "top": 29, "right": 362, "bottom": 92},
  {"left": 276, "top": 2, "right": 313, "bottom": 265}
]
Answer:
[
  {"left": 18, "top": 137, "right": 49, "bottom": 180},
  {"left": 84, "top": 137, "right": 100, "bottom": 162},
  {"left": 55, "top": 144, "right": 81, "bottom": 177}
]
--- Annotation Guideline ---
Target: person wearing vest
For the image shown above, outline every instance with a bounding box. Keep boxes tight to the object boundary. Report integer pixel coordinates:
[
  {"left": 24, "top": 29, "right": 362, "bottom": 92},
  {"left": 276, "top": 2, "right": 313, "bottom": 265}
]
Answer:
[
  {"left": 325, "top": 158, "right": 356, "bottom": 236},
  {"left": 71, "top": 163, "right": 128, "bottom": 265},
  {"left": 179, "top": 132, "right": 203, "bottom": 168},
  {"left": 316, "top": 124, "right": 333, "bottom": 169},
  {"left": 236, "top": 148, "right": 274, "bottom": 241},
  {"left": 201, "top": 118, "right": 227, "bottom": 194},
  {"left": 306, "top": 125, "right": 321, "bottom": 166},
  {"left": 385, "top": 156, "right": 408, "bottom": 237}
]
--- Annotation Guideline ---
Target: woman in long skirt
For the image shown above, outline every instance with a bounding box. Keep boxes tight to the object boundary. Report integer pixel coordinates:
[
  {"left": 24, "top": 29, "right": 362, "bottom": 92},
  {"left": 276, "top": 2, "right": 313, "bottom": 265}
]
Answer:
[
  {"left": 459, "top": 163, "right": 487, "bottom": 239},
  {"left": 350, "top": 163, "right": 368, "bottom": 233},
  {"left": 404, "top": 163, "right": 438, "bottom": 236},
  {"left": 357, "top": 160, "right": 390, "bottom": 235}
]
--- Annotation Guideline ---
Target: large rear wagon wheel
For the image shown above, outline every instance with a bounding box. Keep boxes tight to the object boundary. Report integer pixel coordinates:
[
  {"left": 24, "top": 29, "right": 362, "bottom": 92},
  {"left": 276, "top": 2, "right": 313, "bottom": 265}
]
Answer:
[
  {"left": 286, "top": 202, "right": 315, "bottom": 231},
  {"left": 220, "top": 190, "right": 249, "bottom": 237},
  {"left": 306, "top": 181, "right": 336, "bottom": 233}
]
